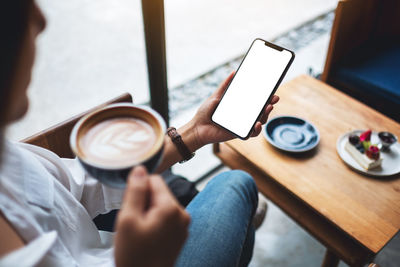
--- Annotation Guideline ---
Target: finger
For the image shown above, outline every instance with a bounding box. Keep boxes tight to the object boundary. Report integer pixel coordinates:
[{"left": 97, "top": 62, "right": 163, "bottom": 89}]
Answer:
[
  {"left": 270, "top": 95, "right": 280, "bottom": 105},
  {"left": 149, "top": 176, "right": 191, "bottom": 229},
  {"left": 212, "top": 71, "right": 235, "bottom": 99},
  {"left": 259, "top": 105, "right": 273, "bottom": 124},
  {"left": 259, "top": 97, "right": 277, "bottom": 124},
  {"left": 148, "top": 175, "right": 177, "bottom": 208},
  {"left": 181, "top": 210, "right": 191, "bottom": 228},
  {"left": 251, "top": 122, "right": 262, "bottom": 137},
  {"left": 123, "top": 166, "right": 150, "bottom": 214},
  {"left": 147, "top": 175, "right": 187, "bottom": 221}
]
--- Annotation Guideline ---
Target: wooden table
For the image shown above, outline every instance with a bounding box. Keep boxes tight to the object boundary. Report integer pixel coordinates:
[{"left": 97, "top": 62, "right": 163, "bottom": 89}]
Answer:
[{"left": 213, "top": 75, "right": 400, "bottom": 267}]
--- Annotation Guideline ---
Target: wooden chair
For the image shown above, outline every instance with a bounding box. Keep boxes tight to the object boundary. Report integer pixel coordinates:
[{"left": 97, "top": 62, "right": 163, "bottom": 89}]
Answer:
[
  {"left": 322, "top": 0, "right": 400, "bottom": 121},
  {"left": 22, "top": 93, "right": 133, "bottom": 158},
  {"left": 322, "top": 0, "right": 380, "bottom": 83}
]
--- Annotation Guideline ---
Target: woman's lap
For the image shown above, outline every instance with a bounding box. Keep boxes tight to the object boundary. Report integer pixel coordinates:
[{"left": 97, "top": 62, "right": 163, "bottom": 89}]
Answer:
[{"left": 175, "top": 170, "right": 258, "bottom": 267}]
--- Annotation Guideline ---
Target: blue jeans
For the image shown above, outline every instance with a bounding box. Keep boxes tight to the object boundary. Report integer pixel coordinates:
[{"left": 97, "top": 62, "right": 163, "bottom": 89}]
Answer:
[{"left": 176, "top": 170, "right": 258, "bottom": 267}]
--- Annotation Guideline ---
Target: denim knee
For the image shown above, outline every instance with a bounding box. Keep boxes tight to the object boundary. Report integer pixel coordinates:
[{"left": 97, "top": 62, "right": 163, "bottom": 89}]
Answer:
[{"left": 210, "top": 170, "right": 258, "bottom": 212}]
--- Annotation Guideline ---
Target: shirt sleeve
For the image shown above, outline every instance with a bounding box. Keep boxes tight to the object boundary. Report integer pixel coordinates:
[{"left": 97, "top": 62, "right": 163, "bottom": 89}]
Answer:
[
  {"left": 62, "top": 157, "right": 125, "bottom": 218},
  {"left": 17, "top": 143, "right": 124, "bottom": 219}
]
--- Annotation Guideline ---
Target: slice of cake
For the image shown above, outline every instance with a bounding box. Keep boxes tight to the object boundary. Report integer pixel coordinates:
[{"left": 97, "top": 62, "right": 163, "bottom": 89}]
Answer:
[{"left": 344, "top": 130, "right": 382, "bottom": 170}]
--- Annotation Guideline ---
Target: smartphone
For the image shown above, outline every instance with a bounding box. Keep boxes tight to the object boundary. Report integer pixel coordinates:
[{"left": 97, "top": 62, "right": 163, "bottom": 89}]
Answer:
[{"left": 211, "top": 38, "right": 294, "bottom": 139}]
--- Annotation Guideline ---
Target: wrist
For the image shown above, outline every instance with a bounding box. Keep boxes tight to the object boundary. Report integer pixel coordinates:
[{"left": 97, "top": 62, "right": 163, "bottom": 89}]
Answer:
[{"left": 178, "top": 121, "right": 202, "bottom": 153}]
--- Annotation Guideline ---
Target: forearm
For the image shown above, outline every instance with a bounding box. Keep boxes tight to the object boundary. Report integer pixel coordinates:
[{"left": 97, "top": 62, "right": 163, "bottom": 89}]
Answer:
[{"left": 155, "top": 121, "right": 202, "bottom": 173}]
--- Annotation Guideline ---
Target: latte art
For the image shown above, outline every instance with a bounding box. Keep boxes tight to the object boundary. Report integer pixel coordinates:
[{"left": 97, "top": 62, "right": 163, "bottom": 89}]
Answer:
[{"left": 79, "top": 118, "right": 157, "bottom": 167}]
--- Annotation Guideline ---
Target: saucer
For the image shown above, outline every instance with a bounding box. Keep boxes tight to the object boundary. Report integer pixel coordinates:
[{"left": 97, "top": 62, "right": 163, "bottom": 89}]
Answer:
[
  {"left": 263, "top": 116, "right": 320, "bottom": 153},
  {"left": 336, "top": 130, "right": 400, "bottom": 177}
]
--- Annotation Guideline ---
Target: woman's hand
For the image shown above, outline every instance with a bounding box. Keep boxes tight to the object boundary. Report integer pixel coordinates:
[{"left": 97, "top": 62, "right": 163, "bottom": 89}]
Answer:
[
  {"left": 114, "top": 166, "right": 190, "bottom": 267},
  {"left": 188, "top": 71, "right": 280, "bottom": 149},
  {"left": 155, "top": 72, "right": 280, "bottom": 172}
]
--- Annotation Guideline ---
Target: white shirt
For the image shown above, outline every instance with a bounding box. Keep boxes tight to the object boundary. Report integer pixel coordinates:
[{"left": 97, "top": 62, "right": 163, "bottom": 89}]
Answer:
[{"left": 0, "top": 141, "right": 125, "bottom": 266}]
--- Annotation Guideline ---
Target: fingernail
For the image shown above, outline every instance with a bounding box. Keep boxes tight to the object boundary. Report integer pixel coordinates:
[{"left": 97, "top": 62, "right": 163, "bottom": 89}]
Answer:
[{"left": 132, "top": 166, "right": 147, "bottom": 180}]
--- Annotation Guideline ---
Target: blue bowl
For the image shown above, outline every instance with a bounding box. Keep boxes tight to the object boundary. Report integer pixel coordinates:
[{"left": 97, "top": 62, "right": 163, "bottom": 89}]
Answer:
[{"left": 263, "top": 116, "right": 320, "bottom": 153}]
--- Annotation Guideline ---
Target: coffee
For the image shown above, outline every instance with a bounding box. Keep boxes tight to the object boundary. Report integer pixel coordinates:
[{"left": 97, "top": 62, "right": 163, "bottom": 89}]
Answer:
[
  {"left": 70, "top": 103, "right": 166, "bottom": 188},
  {"left": 78, "top": 117, "right": 157, "bottom": 167}
]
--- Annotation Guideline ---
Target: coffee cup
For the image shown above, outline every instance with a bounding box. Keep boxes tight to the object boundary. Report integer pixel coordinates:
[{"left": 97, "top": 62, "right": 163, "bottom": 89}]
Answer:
[{"left": 70, "top": 103, "right": 166, "bottom": 188}]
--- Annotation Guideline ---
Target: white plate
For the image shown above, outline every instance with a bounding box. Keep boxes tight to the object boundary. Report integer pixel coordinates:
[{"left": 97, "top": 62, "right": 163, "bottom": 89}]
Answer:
[{"left": 336, "top": 130, "right": 400, "bottom": 177}]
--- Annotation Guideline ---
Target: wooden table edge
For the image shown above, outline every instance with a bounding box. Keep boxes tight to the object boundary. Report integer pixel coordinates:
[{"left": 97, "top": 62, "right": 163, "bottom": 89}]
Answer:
[{"left": 213, "top": 142, "right": 376, "bottom": 266}]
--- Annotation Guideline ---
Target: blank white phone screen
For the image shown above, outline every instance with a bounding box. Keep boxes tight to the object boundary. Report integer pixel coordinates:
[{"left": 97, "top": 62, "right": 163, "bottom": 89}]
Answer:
[{"left": 212, "top": 40, "right": 292, "bottom": 138}]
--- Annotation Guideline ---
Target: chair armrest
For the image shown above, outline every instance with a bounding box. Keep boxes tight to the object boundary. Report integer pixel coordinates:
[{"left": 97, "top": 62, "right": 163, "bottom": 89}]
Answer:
[{"left": 21, "top": 93, "right": 133, "bottom": 158}]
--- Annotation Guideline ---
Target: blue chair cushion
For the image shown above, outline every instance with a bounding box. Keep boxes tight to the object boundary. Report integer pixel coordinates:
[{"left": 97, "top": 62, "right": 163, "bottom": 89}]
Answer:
[{"left": 334, "top": 38, "right": 400, "bottom": 106}]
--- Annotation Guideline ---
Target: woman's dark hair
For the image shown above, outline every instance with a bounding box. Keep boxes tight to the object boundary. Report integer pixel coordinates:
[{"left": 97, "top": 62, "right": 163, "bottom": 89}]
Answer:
[{"left": 0, "top": 0, "right": 32, "bottom": 127}]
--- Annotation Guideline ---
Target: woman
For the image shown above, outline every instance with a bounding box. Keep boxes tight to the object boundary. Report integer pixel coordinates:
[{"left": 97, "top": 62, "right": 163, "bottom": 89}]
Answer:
[{"left": 0, "top": 1, "right": 279, "bottom": 266}]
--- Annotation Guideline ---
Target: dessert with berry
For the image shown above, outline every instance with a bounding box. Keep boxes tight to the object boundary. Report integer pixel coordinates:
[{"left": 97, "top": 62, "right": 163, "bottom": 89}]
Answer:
[{"left": 344, "top": 130, "right": 383, "bottom": 170}]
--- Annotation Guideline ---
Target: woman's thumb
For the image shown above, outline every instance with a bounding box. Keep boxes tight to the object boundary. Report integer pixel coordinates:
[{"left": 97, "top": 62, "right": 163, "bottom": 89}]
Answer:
[{"left": 124, "top": 166, "right": 150, "bottom": 213}]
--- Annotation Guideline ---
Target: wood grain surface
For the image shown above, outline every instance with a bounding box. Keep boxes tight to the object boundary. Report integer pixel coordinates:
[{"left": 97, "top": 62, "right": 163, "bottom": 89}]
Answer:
[{"left": 225, "top": 75, "right": 400, "bottom": 253}]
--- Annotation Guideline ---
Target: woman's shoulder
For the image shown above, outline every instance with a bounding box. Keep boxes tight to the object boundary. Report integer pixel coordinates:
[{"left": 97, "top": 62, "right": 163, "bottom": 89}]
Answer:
[
  {"left": 0, "top": 216, "right": 58, "bottom": 267},
  {"left": 0, "top": 213, "right": 24, "bottom": 259}
]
